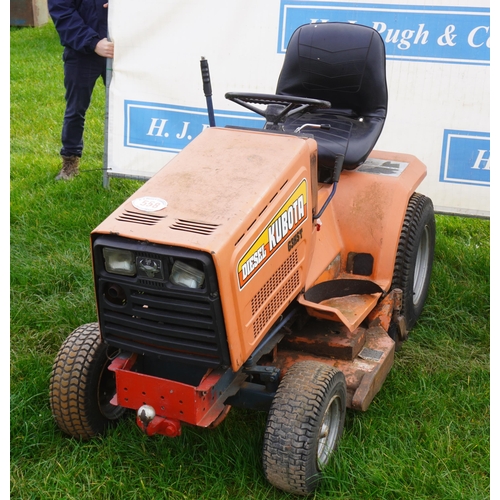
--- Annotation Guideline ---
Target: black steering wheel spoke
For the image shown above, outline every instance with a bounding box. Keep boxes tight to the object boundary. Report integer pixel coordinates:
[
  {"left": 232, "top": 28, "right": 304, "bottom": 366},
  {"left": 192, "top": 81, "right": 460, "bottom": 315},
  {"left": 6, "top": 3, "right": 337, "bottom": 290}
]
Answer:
[{"left": 225, "top": 92, "right": 330, "bottom": 127}]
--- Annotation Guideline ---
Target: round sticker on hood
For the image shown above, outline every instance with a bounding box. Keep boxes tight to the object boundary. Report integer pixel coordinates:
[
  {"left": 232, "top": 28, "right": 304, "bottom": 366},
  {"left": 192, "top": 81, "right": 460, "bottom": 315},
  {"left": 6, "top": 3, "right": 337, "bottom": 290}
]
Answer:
[{"left": 132, "top": 196, "right": 168, "bottom": 212}]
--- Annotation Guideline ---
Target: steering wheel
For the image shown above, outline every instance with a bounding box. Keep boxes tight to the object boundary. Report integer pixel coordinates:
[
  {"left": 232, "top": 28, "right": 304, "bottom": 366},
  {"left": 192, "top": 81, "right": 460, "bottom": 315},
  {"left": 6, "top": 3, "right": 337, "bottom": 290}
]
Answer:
[{"left": 225, "top": 92, "right": 331, "bottom": 127}]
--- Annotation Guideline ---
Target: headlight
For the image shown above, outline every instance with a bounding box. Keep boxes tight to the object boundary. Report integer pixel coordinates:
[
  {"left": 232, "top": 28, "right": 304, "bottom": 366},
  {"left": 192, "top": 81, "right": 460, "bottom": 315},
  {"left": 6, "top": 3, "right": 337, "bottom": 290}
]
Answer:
[
  {"left": 169, "top": 260, "right": 205, "bottom": 288},
  {"left": 103, "top": 247, "right": 136, "bottom": 276}
]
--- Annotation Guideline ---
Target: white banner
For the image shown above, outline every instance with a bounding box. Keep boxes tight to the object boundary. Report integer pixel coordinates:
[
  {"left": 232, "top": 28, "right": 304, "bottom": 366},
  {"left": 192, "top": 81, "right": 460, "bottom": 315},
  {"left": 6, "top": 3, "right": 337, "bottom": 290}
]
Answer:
[{"left": 107, "top": 0, "right": 490, "bottom": 217}]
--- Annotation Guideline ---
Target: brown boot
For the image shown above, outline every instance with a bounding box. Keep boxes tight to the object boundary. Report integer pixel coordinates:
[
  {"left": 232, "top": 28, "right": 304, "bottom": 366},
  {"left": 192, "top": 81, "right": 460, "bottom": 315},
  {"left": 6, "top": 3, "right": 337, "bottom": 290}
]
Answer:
[{"left": 55, "top": 155, "right": 80, "bottom": 180}]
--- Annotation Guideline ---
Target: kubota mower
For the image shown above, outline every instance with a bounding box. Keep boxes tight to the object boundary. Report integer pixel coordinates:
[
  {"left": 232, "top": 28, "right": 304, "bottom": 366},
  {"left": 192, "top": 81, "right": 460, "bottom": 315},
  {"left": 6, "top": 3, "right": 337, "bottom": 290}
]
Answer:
[{"left": 49, "top": 22, "right": 435, "bottom": 495}]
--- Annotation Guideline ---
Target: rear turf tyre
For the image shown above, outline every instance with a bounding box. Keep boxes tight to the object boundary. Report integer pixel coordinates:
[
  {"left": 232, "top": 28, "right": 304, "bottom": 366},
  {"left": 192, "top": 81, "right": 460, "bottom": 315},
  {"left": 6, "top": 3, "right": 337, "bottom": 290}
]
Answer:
[
  {"left": 49, "top": 322, "right": 125, "bottom": 440},
  {"left": 391, "top": 193, "right": 435, "bottom": 331},
  {"left": 262, "top": 361, "right": 346, "bottom": 496}
]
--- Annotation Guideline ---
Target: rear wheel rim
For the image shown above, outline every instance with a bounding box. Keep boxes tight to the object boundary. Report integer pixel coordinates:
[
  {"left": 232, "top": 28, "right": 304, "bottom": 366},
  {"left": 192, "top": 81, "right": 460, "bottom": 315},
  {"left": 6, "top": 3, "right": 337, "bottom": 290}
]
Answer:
[{"left": 413, "top": 224, "right": 431, "bottom": 306}]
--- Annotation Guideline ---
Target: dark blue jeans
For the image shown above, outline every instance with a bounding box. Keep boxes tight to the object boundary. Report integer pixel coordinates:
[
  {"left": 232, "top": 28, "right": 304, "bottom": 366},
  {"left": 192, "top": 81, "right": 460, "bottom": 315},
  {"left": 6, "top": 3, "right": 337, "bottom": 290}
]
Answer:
[{"left": 60, "top": 47, "right": 107, "bottom": 157}]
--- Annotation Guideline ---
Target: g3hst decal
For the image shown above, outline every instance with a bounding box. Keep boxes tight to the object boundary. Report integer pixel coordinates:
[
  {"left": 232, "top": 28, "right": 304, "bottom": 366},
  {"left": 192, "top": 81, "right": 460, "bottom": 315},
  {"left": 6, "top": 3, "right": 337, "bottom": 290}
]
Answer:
[{"left": 237, "top": 179, "right": 308, "bottom": 289}]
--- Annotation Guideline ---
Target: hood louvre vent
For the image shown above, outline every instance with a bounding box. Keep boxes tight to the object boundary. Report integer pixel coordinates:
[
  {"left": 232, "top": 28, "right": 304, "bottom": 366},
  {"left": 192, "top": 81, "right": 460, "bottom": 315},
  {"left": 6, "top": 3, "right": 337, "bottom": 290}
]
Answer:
[
  {"left": 116, "top": 210, "right": 165, "bottom": 226},
  {"left": 170, "top": 219, "right": 219, "bottom": 236},
  {"left": 251, "top": 250, "right": 300, "bottom": 338}
]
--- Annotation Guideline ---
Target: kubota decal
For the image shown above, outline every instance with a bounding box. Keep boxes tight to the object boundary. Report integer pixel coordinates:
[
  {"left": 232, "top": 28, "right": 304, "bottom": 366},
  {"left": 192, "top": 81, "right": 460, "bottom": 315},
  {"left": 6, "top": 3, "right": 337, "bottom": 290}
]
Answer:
[{"left": 237, "top": 179, "right": 308, "bottom": 289}]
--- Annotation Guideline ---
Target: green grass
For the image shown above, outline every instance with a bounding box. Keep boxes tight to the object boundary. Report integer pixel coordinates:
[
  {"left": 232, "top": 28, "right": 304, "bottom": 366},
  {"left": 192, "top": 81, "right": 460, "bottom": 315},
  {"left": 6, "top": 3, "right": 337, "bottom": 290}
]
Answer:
[{"left": 10, "top": 23, "right": 490, "bottom": 499}]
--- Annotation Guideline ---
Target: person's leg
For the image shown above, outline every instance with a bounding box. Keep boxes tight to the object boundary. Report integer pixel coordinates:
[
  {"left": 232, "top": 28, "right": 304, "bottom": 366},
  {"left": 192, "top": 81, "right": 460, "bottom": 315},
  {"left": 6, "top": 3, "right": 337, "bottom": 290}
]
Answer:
[{"left": 56, "top": 49, "right": 106, "bottom": 180}]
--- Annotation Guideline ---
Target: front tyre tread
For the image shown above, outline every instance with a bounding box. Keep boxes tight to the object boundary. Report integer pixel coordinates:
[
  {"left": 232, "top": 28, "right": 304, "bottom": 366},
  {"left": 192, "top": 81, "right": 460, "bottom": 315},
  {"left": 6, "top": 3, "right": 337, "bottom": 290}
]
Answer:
[
  {"left": 49, "top": 322, "right": 125, "bottom": 440},
  {"left": 262, "top": 361, "right": 346, "bottom": 496}
]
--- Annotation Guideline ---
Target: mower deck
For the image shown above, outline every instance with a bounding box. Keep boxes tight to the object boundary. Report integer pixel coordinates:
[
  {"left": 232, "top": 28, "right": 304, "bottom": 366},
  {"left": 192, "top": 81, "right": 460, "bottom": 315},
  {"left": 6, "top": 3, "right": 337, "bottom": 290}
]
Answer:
[{"left": 272, "top": 319, "right": 395, "bottom": 411}]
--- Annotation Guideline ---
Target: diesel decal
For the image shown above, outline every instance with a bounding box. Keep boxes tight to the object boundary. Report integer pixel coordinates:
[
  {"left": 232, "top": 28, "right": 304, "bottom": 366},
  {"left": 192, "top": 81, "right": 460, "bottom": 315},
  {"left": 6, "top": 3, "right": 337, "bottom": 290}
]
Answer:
[
  {"left": 241, "top": 245, "right": 267, "bottom": 281},
  {"left": 237, "top": 179, "right": 308, "bottom": 289}
]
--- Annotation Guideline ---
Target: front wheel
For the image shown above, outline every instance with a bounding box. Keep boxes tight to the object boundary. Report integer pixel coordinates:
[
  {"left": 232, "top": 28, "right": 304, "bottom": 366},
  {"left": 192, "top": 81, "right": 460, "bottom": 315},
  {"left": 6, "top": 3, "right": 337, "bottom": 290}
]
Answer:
[
  {"left": 391, "top": 193, "right": 435, "bottom": 331},
  {"left": 49, "top": 322, "right": 125, "bottom": 440},
  {"left": 262, "top": 361, "right": 347, "bottom": 496}
]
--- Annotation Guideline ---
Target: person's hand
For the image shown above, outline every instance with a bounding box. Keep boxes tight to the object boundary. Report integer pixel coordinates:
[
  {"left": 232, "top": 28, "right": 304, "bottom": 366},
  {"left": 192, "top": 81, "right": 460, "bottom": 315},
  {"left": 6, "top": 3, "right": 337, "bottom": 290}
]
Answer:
[
  {"left": 95, "top": 38, "right": 114, "bottom": 58},
  {"left": 96, "top": 4, "right": 112, "bottom": 57}
]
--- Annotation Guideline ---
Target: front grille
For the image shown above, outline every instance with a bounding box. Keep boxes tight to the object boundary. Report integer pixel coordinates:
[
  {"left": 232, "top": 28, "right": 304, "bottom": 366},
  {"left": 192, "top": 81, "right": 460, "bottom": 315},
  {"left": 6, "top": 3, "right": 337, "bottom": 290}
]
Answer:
[
  {"left": 100, "top": 285, "right": 224, "bottom": 366},
  {"left": 93, "top": 236, "right": 230, "bottom": 368}
]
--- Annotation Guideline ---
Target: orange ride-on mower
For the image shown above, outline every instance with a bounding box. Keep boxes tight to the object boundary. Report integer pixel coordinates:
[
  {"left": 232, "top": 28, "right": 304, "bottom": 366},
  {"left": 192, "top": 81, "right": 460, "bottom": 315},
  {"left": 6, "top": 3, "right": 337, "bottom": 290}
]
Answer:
[{"left": 49, "top": 22, "right": 435, "bottom": 495}]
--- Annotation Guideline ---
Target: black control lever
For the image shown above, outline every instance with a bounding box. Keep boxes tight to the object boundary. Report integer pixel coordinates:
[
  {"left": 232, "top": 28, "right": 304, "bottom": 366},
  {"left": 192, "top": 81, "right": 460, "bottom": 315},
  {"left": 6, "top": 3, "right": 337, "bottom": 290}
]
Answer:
[{"left": 200, "top": 57, "right": 216, "bottom": 127}]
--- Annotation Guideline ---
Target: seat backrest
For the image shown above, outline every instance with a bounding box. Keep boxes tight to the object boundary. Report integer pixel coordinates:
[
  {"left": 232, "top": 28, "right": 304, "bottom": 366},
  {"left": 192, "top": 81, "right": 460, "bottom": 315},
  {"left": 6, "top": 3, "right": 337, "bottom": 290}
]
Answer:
[{"left": 276, "top": 22, "right": 387, "bottom": 120}]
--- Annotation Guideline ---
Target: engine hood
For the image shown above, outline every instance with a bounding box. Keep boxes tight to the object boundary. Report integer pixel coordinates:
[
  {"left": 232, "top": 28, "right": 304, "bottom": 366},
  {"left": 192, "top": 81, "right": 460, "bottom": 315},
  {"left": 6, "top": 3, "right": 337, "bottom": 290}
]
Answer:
[{"left": 92, "top": 126, "right": 317, "bottom": 255}]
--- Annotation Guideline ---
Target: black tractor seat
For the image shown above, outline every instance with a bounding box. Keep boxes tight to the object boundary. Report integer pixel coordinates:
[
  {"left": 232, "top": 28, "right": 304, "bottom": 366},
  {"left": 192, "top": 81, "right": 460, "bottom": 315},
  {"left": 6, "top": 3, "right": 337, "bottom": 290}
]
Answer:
[{"left": 276, "top": 22, "right": 388, "bottom": 182}]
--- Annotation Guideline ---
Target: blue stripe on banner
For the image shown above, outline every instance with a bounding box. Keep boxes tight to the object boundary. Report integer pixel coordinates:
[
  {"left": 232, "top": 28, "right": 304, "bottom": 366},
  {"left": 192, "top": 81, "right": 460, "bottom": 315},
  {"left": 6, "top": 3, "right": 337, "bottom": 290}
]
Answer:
[
  {"left": 440, "top": 130, "right": 490, "bottom": 186},
  {"left": 278, "top": 1, "right": 490, "bottom": 65},
  {"left": 124, "top": 101, "right": 265, "bottom": 153}
]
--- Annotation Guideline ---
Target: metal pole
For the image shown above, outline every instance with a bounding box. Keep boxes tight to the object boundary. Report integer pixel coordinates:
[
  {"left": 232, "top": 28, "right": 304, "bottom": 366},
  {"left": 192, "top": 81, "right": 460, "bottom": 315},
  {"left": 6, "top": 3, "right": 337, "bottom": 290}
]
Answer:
[{"left": 103, "top": 56, "right": 112, "bottom": 188}]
